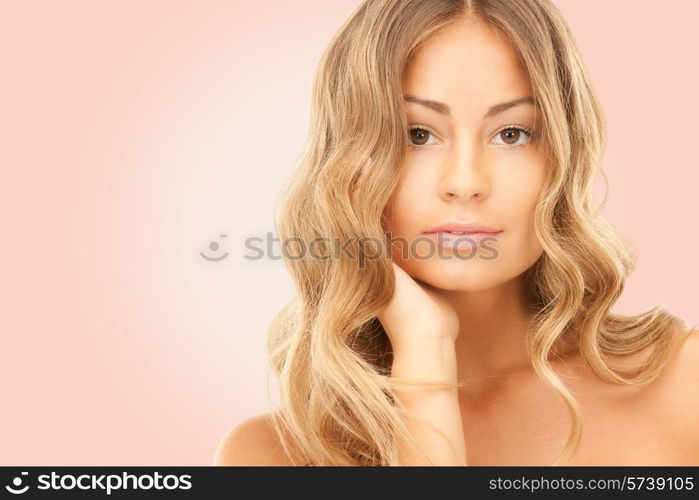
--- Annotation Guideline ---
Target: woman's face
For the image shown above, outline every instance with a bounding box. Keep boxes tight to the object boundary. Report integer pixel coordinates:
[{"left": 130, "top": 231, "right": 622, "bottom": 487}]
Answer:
[{"left": 385, "top": 17, "right": 547, "bottom": 292}]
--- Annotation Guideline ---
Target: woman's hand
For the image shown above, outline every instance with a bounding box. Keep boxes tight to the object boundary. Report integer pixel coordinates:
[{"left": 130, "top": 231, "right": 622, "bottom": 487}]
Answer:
[{"left": 377, "top": 261, "right": 460, "bottom": 354}]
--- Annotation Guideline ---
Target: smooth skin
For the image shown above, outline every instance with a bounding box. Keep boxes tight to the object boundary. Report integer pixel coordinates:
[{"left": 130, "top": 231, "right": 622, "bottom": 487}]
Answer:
[{"left": 215, "top": 17, "right": 699, "bottom": 465}]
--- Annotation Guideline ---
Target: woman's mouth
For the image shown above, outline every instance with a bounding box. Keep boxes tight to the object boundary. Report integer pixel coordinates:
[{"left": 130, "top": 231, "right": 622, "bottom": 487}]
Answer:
[{"left": 422, "top": 230, "right": 503, "bottom": 250}]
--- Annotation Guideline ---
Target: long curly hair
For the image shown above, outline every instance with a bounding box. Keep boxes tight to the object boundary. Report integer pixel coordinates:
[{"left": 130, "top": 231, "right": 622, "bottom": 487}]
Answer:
[{"left": 264, "top": 0, "right": 696, "bottom": 465}]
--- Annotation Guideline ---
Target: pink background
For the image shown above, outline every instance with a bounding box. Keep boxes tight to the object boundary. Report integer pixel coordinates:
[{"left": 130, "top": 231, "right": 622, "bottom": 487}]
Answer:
[{"left": 0, "top": 0, "right": 696, "bottom": 465}]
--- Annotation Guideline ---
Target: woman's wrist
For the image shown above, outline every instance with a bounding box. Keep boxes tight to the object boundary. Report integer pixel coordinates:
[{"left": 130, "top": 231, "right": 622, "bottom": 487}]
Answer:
[
  {"left": 392, "top": 335, "right": 457, "bottom": 361},
  {"left": 391, "top": 337, "right": 458, "bottom": 383}
]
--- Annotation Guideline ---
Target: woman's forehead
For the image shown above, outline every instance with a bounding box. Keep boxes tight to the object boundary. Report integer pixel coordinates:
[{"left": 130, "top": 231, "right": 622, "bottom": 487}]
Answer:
[{"left": 403, "top": 28, "right": 531, "bottom": 105}]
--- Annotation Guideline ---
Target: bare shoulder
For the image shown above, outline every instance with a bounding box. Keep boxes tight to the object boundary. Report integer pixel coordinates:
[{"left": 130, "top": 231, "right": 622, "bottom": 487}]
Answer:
[
  {"left": 612, "top": 327, "right": 699, "bottom": 379},
  {"left": 213, "top": 413, "right": 303, "bottom": 466},
  {"left": 660, "top": 329, "right": 699, "bottom": 459},
  {"left": 662, "top": 328, "right": 699, "bottom": 387}
]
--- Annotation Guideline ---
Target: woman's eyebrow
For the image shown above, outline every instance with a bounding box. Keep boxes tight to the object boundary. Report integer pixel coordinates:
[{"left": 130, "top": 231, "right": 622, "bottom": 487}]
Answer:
[{"left": 403, "top": 95, "right": 536, "bottom": 118}]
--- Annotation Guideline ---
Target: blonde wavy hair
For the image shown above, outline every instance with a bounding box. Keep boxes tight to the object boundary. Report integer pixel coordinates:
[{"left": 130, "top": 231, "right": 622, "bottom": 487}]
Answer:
[{"left": 265, "top": 0, "right": 696, "bottom": 466}]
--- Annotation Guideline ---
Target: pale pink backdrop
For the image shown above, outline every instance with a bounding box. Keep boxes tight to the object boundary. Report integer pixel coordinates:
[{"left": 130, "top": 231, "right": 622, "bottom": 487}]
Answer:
[{"left": 0, "top": 0, "right": 696, "bottom": 465}]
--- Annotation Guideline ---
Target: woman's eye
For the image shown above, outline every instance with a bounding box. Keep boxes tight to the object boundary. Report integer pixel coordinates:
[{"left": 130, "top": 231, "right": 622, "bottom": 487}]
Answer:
[
  {"left": 407, "top": 126, "right": 439, "bottom": 147},
  {"left": 491, "top": 127, "right": 534, "bottom": 147}
]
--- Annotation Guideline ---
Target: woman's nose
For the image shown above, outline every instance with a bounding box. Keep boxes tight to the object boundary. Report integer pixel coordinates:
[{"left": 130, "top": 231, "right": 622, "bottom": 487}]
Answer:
[{"left": 438, "top": 148, "right": 491, "bottom": 202}]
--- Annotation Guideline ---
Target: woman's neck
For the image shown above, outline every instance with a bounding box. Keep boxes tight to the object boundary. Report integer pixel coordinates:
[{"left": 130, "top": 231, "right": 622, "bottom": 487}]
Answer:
[{"left": 440, "top": 276, "right": 545, "bottom": 387}]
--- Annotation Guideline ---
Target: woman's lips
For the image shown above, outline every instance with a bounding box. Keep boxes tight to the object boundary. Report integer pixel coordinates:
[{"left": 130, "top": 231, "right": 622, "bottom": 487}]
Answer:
[{"left": 422, "top": 230, "right": 503, "bottom": 250}]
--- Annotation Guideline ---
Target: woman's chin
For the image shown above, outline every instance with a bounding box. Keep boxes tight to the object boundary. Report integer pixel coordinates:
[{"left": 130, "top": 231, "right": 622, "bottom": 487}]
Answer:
[{"left": 403, "top": 261, "right": 508, "bottom": 292}]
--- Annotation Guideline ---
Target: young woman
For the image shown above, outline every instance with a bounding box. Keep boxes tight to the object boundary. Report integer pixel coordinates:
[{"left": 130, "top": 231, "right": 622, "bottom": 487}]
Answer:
[{"left": 214, "top": 0, "right": 699, "bottom": 466}]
